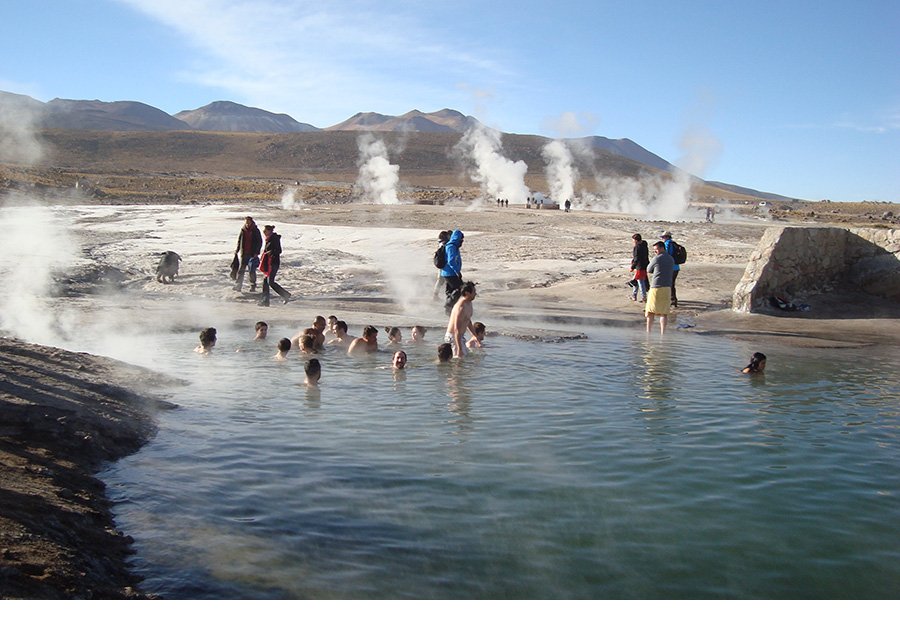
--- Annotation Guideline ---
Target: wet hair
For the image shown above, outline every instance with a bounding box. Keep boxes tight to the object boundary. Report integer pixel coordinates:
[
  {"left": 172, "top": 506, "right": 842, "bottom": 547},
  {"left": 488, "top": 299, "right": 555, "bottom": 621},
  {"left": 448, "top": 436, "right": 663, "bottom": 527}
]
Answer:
[
  {"left": 277, "top": 338, "right": 291, "bottom": 353},
  {"left": 327, "top": 315, "right": 338, "bottom": 323},
  {"left": 437, "top": 343, "right": 453, "bottom": 362},
  {"left": 744, "top": 352, "right": 767, "bottom": 373},
  {"left": 438, "top": 230, "right": 452, "bottom": 243},
  {"left": 305, "top": 358, "right": 321, "bottom": 378},
  {"left": 199, "top": 327, "right": 217, "bottom": 348},
  {"left": 300, "top": 334, "right": 316, "bottom": 351},
  {"left": 385, "top": 326, "right": 402, "bottom": 341},
  {"left": 461, "top": 281, "right": 477, "bottom": 296},
  {"left": 363, "top": 325, "right": 378, "bottom": 338},
  {"left": 393, "top": 350, "right": 407, "bottom": 368},
  {"left": 314, "top": 315, "right": 326, "bottom": 328},
  {"left": 255, "top": 321, "right": 268, "bottom": 331},
  {"left": 472, "top": 322, "right": 486, "bottom": 336},
  {"left": 412, "top": 325, "right": 427, "bottom": 337},
  {"left": 335, "top": 320, "right": 348, "bottom": 333}
]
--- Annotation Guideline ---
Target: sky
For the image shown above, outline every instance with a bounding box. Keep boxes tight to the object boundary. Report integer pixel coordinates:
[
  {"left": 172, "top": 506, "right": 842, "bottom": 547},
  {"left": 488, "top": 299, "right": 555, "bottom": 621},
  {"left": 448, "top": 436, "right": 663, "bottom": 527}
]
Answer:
[{"left": 1, "top": 0, "right": 898, "bottom": 202}]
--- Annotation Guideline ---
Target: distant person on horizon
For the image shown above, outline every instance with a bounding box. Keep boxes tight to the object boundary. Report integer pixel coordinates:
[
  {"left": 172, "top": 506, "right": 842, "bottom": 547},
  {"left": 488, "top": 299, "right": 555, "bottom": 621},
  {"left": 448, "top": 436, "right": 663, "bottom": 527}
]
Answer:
[
  {"left": 195, "top": 327, "right": 217, "bottom": 354},
  {"left": 259, "top": 224, "right": 291, "bottom": 307},
  {"left": 440, "top": 229, "right": 466, "bottom": 314},
  {"left": 645, "top": 241, "right": 675, "bottom": 335},
  {"left": 233, "top": 216, "right": 263, "bottom": 293},
  {"left": 741, "top": 352, "right": 767, "bottom": 374},
  {"left": 445, "top": 281, "right": 481, "bottom": 357}
]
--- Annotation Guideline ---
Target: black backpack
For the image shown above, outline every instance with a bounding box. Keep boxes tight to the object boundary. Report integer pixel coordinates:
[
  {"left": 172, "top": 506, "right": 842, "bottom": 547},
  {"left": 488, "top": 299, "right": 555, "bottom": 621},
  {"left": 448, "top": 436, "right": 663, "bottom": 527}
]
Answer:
[
  {"left": 672, "top": 241, "right": 687, "bottom": 264},
  {"left": 433, "top": 244, "right": 447, "bottom": 269}
]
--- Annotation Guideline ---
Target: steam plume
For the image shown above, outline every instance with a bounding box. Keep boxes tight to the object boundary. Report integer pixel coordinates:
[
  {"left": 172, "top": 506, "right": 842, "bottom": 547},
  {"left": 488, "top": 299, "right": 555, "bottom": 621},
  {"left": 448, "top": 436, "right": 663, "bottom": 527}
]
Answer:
[
  {"left": 542, "top": 140, "right": 577, "bottom": 207},
  {"left": 454, "top": 124, "right": 529, "bottom": 204},
  {"left": 355, "top": 134, "right": 400, "bottom": 204}
]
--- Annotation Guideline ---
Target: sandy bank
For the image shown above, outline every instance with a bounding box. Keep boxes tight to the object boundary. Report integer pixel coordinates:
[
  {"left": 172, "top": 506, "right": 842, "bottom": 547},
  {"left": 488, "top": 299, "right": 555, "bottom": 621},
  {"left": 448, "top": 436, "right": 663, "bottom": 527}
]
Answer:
[{"left": 0, "top": 337, "right": 176, "bottom": 599}]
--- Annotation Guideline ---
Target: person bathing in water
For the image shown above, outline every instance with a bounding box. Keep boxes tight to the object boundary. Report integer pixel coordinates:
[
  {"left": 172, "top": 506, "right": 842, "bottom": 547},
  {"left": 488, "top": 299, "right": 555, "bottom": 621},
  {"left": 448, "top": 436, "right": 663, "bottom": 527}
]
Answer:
[
  {"left": 274, "top": 337, "right": 291, "bottom": 361},
  {"left": 741, "top": 352, "right": 767, "bottom": 374},
  {"left": 445, "top": 281, "right": 481, "bottom": 357},
  {"left": 195, "top": 327, "right": 217, "bottom": 354},
  {"left": 466, "top": 322, "right": 486, "bottom": 349},
  {"left": 348, "top": 325, "right": 379, "bottom": 355},
  {"left": 304, "top": 358, "right": 321, "bottom": 386}
]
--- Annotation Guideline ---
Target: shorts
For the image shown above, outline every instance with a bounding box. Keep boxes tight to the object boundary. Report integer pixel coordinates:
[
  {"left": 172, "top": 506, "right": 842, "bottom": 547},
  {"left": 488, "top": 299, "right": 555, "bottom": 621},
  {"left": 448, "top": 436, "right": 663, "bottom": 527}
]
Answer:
[{"left": 645, "top": 287, "right": 671, "bottom": 315}]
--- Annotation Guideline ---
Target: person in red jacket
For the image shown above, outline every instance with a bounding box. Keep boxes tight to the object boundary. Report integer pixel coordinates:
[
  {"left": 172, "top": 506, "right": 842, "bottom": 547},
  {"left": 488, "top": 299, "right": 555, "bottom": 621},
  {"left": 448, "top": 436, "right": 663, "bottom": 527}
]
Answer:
[{"left": 258, "top": 225, "right": 292, "bottom": 307}]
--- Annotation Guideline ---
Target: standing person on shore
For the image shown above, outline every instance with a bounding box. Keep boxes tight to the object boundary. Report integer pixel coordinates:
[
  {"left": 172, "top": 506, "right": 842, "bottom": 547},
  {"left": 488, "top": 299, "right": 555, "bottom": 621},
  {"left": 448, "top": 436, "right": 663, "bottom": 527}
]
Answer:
[
  {"left": 440, "top": 229, "right": 465, "bottom": 315},
  {"left": 258, "top": 225, "right": 292, "bottom": 307},
  {"left": 432, "top": 230, "right": 452, "bottom": 301},
  {"left": 630, "top": 233, "right": 650, "bottom": 303},
  {"left": 233, "top": 216, "right": 263, "bottom": 293},
  {"left": 645, "top": 241, "right": 675, "bottom": 335},
  {"left": 661, "top": 230, "right": 681, "bottom": 307}
]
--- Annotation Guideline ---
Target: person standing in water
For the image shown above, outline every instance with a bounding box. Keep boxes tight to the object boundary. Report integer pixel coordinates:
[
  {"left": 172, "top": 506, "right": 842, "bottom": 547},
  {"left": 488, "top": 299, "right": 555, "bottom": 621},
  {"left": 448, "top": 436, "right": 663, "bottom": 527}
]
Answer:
[
  {"left": 445, "top": 281, "right": 481, "bottom": 357},
  {"left": 440, "top": 229, "right": 465, "bottom": 315},
  {"left": 645, "top": 241, "right": 675, "bottom": 335},
  {"left": 234, "top": 216, "right": 263, "bottom": 293},
  {"left": 258, "top": 225, "right": 292, "bottom": 307}
]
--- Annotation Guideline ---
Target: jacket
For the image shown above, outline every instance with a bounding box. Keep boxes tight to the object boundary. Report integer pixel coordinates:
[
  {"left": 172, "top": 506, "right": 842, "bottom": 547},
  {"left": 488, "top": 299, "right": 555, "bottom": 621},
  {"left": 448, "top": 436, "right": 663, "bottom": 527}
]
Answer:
[
  {"left": 663, "top": 238, "right": 681, "bottom": 271},
  {"left": 631, "top": 240, "right": 649, "bottom": 271},
  {"left": 259, "top": 232, "right": 282, "bottom": 275},
  {"left": 440, "top": 229, "right": 464, "bottom": 278},
  {"left": 236, "top": 223, "right": 263, "bottom": 258}
]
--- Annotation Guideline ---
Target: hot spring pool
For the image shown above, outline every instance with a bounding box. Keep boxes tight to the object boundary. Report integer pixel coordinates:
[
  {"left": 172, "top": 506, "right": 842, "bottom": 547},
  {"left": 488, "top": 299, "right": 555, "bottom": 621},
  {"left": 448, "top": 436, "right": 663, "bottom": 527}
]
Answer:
[{"left": 101, "top": 327, "right": 900, "bottom": 598}]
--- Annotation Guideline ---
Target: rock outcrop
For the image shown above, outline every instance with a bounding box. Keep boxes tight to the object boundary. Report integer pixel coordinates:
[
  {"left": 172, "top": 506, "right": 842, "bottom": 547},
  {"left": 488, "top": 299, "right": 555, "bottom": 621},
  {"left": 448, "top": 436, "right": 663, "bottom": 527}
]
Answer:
[{"left": 732, "top": 226, "right": 900, "bottom": 313}]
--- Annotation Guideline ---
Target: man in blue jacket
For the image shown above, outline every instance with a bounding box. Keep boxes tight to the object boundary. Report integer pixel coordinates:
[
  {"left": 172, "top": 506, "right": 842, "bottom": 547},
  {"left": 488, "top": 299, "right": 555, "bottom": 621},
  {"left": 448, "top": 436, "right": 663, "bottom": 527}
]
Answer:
[
  {"left": 440, "top": 229, "right": 465, "bottom": 314},
  {"left": 661, "top": 230, "right": 680, "bottom": 307}
]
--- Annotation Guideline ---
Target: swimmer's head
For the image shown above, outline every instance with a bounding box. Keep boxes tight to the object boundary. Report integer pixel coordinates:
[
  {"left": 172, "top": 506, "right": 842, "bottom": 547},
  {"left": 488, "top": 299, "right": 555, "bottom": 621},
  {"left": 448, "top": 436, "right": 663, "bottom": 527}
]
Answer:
[
  {"left": 305, "top": 358, "right": 321, "bottom": 382},
  {"left": 411, "top": 325, "right": 427, "bottom": 341},
  {"left": 437, "top": 342, "right": 453, "bottom": 362},
  {"left": 199, "top": 327, "right": 217, "bottom": 349},
  {"left": 300, "top": 334, "right": 316, "bottom": 352},
  {"left": 255, "top": 321, "right": 268, "bottom": 339},
  {"left": 472, "top": 321, "right": 486, "bottom": 339},
  {"left": 277, "top": 337, "right": 291, "bottom": 353},
  {"left": 392, "top": 350, "right": 407, "bottom": 369},
  {"left": 744, "top": 352, "right": 767, "bottom": 373},
  {"left": 385, "top": 326, "right": 402, "bottom": 342},
  {"left": 335, "top": 320, "right": 348, "bottom": 335},
  {"left": 313, "top": 316, "right": 327, "bottom": 331},
  {"left": 363, "top": 325, "right": 378, "bottom": 340}
]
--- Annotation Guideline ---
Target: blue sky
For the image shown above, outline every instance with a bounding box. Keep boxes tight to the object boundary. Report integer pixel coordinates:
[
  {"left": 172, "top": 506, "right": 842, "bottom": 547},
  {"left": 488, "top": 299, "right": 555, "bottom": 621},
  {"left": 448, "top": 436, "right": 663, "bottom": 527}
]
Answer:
[{"left": 2, "top": 0, "right": 898, "bottom": 201}]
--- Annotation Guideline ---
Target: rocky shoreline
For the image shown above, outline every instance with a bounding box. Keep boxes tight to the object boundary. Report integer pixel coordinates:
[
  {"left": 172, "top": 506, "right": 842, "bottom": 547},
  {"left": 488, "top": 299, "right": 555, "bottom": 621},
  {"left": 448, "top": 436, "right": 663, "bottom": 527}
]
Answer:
[{"left": 0, "top": 337, "right": 176, "bottom": 599}]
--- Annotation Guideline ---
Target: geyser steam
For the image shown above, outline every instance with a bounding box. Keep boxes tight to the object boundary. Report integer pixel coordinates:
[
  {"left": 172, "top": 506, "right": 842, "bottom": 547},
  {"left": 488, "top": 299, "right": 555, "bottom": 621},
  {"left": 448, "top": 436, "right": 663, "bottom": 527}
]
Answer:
[
  {"left": 542, "top": 140, "right": 577, "bottom": 206},
  {"left": 455, "top": 124, "right": 529, "bottom": 204},
  {"left": 356, "top": 134, "right": 400, "bottom": 204}
]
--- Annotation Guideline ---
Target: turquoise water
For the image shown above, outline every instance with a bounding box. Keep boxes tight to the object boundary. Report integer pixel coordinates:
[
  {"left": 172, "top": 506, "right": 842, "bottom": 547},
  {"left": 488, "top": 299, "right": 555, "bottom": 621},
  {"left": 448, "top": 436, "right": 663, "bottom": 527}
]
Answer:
[{"left": 102, "top": 328, "right": 900, "bottom": 599}]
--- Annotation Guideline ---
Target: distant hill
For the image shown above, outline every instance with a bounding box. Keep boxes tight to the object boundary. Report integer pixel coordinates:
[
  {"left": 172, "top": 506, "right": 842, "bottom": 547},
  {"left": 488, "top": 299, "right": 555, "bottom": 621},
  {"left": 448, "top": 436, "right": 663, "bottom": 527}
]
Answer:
[
  {"left": 327, "top": 108, "right": 479, "bottom": 133},
  {"left": 43, "top": 98, "right": 190, "bottom": 131},
  {"left": 704, "top": 180, "right": 793, "bottom": 202},
  {"left": 175, "top": 101, "right": 319, "bottom": 133}
]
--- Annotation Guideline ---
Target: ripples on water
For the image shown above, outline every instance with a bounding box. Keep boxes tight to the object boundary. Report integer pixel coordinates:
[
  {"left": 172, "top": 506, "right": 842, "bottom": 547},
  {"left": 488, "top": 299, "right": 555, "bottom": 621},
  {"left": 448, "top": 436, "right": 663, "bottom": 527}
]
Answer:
[{"left": 103, "top": 328, "right": 900, "bottom": 598}]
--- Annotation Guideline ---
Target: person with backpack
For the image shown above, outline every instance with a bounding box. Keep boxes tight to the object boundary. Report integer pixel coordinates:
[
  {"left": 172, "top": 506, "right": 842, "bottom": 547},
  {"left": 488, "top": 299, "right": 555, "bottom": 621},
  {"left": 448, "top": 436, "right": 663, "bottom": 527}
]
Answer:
[
  {"left": 440, "top": 229, "right": 465, "bottom": 315},
  {"left": 432, "top": 230, "right": 452, "bottom": 300},
  {"left": 661, "top": 230, "right": 685, "bottom": 307}
]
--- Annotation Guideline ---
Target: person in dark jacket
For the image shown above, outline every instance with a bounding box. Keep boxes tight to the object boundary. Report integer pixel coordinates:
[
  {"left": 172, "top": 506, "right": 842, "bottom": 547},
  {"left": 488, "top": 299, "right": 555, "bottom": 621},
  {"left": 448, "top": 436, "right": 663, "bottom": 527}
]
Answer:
[
  {"left": 258, "top": 225, "right": 292, "bottom": 307},
  {"left": 234, "top": 216, "right": 263, "bottom": 293},
  {"left": 440, "top": 229, "right": 465, "bottom": 314},
  {"left": 630, "top": 233, "right": 650, "bottom": 302}
]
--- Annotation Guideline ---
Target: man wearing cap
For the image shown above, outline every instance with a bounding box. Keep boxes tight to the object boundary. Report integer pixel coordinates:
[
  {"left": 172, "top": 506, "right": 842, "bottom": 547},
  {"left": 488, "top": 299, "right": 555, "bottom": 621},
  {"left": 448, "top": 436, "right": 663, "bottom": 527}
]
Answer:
[
  {"left": 234, "top": 216, "right": 263, "bottom": 293},
  {"left": 661, "top": 230, "right": 681, "bottom": 307},
  {"left": 646, "top": 240, "right": 675, "bottom": 335}
]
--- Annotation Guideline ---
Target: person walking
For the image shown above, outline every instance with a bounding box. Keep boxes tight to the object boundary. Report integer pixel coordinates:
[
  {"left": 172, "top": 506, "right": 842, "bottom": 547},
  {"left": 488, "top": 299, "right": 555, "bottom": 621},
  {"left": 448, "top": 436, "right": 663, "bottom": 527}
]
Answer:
[
  {"left": 440, "top": 229, "right": 465, "bottom": 315},
  {"left": 233, "top": 215, "right": 262, "bottom": 293},
  {"left": 258, "top": 224, "right": 291, "bottom": 307},
  {"left": 645, "top": 241, "right": 675, "bottom": 334}
]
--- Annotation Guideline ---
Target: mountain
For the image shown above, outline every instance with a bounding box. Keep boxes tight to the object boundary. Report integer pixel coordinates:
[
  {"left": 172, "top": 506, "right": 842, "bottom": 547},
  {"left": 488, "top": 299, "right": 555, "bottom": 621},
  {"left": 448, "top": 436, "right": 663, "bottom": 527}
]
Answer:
[
  {"left": 574, "top": 136, "right": 674, "bottom": 172},
  {"left": 704, "top": 180, "right": 793, "bottom": 202},
  {"left": 327, "top": 108, "right": 478, "bottom": 133},
  {"left": 175, "top": 101, "right": 318, "bottom": 133},
  {"left": 42, "top": 98, "right": 190, "bottom": 131}
]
